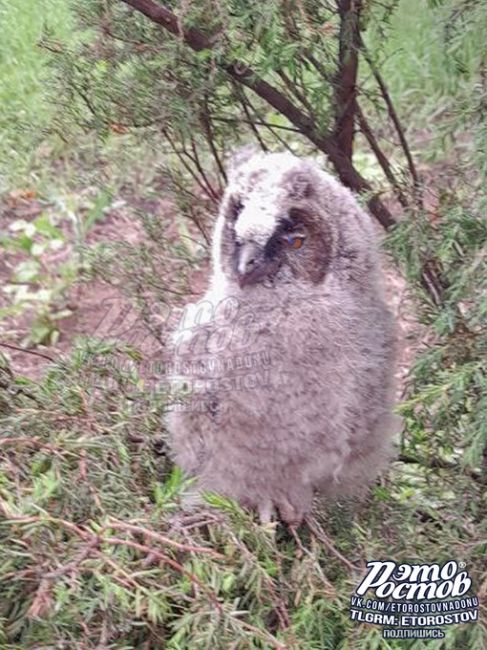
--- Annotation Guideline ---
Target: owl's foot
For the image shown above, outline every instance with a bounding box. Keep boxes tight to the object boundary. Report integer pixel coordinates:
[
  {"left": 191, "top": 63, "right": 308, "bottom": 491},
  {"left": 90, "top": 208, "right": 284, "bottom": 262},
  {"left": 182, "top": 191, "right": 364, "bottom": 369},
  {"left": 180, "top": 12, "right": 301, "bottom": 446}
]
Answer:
[
  {"left": 256, "top": 500, "right": 302, "bottom": 528},
  {"left": 275, "top": 485, "right": 313, "bottom": 527},
  {"left": 257, "top": 499, "right": 274, "bottom": 524},
  {"left": 277, "top": 499, "right": 305, "bottom": 527}
]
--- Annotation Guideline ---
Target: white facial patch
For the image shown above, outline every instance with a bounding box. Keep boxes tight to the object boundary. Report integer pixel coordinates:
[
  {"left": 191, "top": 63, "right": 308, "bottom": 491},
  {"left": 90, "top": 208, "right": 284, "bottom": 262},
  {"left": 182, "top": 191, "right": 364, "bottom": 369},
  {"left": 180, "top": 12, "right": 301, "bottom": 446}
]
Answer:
[
  {"left": 230, "top": 151, "right": 311, "bottom": 245},
  {"left": 234, "top": 193, "right": 281, "bottom": 245}
]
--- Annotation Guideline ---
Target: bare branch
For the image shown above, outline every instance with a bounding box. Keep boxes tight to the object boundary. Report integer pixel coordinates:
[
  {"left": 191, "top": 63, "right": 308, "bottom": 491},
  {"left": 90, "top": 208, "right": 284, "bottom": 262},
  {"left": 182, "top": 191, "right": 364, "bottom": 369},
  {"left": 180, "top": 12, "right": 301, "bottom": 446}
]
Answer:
[
  {"left": 304, "top": 515, "right": 362, "bottom": 573},
  {"left": 212, "top": 116, "right": 302, "bottom": 134},
  {"left": 361, "top": 43, "right": 423, "bottom": 205},
  {"left": 232, "top": 83, "right": 268, "bottom": 151},
  {"left": 356, "top": 103, "right": 408, "bottom": 207},
  {"left": 200, "top": 98, "right": 227, "bottom": 186},
  {"left": 106, "top": 519, "right": 224, "bottom": 556},
  {"left": 189, "top": 137, "right": 220, "bottom": 201},
  {"left": 120, "top": 0, "right": 396, "bottom": 228},
  {"left": 236, "top": 90, "right": 296, "bottom": 153},
  {"left": 333, "top": 0, "right": 362, "bottom": 161},
  {"left": 162, "top": 128, "right": 217, "bottom": 202},
  {"left": 276, "top": 68, "right": 316, "bottom": 118},
  {"left": 0, "top": 342, "right": 55, "bottom": 362}
]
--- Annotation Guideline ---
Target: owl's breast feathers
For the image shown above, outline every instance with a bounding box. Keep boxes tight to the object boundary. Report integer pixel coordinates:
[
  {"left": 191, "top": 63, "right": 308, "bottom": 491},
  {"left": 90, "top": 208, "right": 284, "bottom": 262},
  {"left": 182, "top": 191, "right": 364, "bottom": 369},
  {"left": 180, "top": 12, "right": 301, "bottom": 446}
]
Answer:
[{"left": 167, "top": 279, "right": 396, "bottom": 496}]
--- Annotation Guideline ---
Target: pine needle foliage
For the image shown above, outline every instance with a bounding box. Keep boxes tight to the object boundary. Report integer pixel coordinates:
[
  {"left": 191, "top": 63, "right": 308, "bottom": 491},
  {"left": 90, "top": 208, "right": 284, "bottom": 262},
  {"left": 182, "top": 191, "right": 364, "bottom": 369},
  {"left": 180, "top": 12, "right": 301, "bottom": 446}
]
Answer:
[{"left": 0, "top": 338, "right": 486, "bottom": 649}]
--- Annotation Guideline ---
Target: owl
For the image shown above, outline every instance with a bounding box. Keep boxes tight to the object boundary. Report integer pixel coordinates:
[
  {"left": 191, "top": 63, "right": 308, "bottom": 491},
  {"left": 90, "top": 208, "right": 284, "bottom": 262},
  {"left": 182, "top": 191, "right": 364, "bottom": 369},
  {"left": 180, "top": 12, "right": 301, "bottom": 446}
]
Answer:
[{"left": 167, "top": 149, "right": 397, "bottom": 525}]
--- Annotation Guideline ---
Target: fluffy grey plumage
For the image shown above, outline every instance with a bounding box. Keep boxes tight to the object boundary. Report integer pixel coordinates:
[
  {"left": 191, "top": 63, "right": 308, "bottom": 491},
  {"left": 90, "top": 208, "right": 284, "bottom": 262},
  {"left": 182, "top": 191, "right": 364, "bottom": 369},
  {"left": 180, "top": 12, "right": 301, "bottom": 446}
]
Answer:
[{"left": 167, "top": 150, "right": 397, "bottom": 525}]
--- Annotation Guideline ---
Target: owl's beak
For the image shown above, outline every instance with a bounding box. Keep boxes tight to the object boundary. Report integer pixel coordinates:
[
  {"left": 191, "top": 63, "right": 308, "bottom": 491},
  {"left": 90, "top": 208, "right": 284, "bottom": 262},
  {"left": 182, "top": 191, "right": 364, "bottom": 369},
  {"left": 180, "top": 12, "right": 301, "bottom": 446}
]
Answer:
[{"left": 236, "top": 241, "right": 268, "bottom": 288}]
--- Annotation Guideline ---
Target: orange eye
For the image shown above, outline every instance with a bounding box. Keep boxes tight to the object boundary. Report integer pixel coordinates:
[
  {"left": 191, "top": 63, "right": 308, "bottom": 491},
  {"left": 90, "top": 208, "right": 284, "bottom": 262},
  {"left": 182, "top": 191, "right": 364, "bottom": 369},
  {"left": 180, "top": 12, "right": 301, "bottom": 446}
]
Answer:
[{"left": 284, "top": 234, "right": 305, "bottom": 249}]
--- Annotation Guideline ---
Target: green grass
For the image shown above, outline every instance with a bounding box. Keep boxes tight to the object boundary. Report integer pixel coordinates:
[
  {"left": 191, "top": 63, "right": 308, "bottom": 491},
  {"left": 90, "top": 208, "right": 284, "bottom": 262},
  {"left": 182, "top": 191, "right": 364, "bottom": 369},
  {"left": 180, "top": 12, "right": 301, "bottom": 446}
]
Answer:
[
  {"left": 0, "top": 0, "right": 73, "bottom": 190},
  {"left": 358, "top": 0, "right": 487, "bottom": 178},
  {"left": 366, "top": 0, "right": 487, "bottom": 127}
]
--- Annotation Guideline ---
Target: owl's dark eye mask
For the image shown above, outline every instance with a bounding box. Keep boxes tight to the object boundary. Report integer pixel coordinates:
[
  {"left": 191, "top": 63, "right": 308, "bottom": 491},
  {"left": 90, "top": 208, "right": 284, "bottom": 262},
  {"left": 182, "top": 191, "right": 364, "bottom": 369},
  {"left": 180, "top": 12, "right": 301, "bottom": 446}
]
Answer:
[
  {"left": 276, "top": 212, "right": 307, "bottom": 250},
  {"left": 262, "top": 215, "right": 307, "bottom": 260}
]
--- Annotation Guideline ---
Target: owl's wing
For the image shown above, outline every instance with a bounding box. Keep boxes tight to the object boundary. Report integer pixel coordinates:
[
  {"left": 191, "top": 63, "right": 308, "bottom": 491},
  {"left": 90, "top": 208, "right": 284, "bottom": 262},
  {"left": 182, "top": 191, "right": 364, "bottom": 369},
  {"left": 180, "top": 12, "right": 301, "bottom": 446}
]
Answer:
[{"left": 165, "top": 299, "right": 223, "bottom": 473}]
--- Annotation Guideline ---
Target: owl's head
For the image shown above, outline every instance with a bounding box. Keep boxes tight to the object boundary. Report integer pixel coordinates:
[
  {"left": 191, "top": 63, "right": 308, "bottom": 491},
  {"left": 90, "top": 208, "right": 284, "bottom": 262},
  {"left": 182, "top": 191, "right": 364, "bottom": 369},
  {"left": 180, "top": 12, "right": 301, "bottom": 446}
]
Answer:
[{"left": 212, "top": 149, "right": 362, "bottom": 291}]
